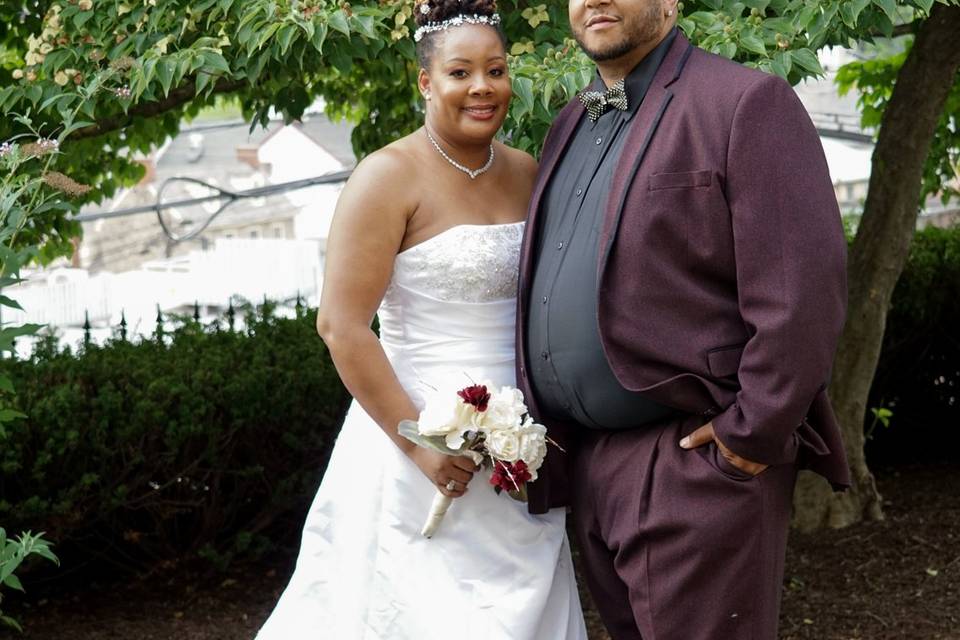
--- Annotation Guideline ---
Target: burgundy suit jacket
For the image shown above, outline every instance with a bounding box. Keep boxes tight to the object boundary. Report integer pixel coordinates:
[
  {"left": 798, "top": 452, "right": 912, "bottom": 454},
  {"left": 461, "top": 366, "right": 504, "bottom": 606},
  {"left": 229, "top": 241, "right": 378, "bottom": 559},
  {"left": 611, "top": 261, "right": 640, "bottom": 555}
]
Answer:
[{"left": 518, "top": 33, "right": 851, "bottom": 514}]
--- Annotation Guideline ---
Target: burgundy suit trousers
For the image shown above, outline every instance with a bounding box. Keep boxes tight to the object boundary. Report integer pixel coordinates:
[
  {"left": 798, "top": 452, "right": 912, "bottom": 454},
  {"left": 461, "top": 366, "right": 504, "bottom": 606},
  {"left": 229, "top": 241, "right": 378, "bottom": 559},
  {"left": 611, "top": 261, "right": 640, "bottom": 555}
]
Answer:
[{"left": 570, "top": 413, "right": 798, "bottom": 640}]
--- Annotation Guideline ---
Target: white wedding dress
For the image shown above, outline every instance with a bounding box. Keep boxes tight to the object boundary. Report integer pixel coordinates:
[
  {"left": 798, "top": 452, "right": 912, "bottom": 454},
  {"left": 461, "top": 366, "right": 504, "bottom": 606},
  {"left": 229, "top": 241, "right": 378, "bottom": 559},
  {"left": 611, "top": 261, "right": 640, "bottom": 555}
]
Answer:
[{"left": 257, "top": 222, "right": 587, "bottom": 640}]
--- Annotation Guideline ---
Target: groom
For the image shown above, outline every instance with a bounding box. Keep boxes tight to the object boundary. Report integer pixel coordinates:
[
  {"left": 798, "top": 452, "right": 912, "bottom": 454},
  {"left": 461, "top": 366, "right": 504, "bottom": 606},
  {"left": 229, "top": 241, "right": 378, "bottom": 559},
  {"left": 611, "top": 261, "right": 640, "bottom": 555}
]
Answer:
[{"left": 517, "top": 0, "right": 850, "bottom": 638}]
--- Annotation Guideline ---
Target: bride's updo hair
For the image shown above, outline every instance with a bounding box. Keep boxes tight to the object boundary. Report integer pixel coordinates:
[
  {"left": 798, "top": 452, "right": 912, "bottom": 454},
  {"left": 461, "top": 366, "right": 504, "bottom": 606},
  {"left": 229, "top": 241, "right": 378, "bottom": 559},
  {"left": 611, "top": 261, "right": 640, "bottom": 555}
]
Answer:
[{"left": 414, "top": 0, "right": 507, "bottom": 70}]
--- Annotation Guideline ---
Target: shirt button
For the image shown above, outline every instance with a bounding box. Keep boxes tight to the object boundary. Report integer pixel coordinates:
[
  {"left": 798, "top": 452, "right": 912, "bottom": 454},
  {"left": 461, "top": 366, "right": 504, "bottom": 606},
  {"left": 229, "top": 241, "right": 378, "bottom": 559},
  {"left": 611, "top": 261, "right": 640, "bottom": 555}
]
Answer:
[
  {"left": 595, "top": 137, "right": 603, "bottom": 145},
  {"left": 575, "top": 188, "right": 583, "bottom": 197},
  {"left": 557, "top": 241, "right": 564, "bottom": 250},
  {"left": 541, "top": 296, "right": 548, "bottom": 304},
  {"left": 541, "top": 351, "right": 549, "bottom": 360}
]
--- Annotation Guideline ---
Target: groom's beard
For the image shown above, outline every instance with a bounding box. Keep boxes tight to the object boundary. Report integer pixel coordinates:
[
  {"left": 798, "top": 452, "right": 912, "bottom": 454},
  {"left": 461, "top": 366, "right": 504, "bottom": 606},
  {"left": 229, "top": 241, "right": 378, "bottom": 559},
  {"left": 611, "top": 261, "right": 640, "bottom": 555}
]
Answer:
[{"left": 573, "top": 6, "right": 662, "bottom": 62}]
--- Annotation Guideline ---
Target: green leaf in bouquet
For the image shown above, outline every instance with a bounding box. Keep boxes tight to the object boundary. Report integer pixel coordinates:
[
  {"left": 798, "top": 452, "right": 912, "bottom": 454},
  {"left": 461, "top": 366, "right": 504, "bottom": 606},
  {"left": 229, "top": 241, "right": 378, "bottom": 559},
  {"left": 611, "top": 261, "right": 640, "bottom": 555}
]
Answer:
[
  {"left": 507, "top": 484, "right": 529, "bottom": 503},
  {"left": 397, "top": 420, "right": 461, "bottom": 456}
]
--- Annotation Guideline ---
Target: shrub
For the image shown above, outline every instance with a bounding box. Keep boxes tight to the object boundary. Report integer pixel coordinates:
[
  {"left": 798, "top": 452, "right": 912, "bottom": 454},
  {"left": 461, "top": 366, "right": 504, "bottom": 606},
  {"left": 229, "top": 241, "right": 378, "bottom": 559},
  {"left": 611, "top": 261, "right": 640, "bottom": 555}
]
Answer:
[
  {"left": 865, "top": 225, "right": 960, "bottom": 464},
  {"left": 0, "top": 306, "right": 349, "bottom": 574}
]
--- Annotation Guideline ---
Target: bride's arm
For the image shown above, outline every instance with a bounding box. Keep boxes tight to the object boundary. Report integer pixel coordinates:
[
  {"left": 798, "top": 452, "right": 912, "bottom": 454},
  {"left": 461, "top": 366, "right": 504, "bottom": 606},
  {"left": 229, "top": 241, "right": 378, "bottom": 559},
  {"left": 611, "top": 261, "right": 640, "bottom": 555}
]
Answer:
[{"left": 315, "top": 149, "right": 476, "bottom": 497}]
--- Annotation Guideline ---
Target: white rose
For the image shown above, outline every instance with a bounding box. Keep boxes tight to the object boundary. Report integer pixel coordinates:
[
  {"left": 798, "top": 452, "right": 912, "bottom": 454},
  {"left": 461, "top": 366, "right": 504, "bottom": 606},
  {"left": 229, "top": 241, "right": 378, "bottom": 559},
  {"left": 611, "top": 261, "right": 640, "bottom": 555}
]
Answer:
[
  {"left": 12, "top": 69, "right": 24, "bottom": 80},
  {"left": 518, "top": 420, "right": 548, "bottom": 478},
  {"left": 417, "top": 395, "right": 480, "bottom": 450},
  {"left": 53, "top": 70, "right": 68, "bottom": 86},
  {"left": 486, "top": 429, "right": 521, "bottom": 463},
  {"left": 482, "top": 386, "right": 527, "bottom": 431}
]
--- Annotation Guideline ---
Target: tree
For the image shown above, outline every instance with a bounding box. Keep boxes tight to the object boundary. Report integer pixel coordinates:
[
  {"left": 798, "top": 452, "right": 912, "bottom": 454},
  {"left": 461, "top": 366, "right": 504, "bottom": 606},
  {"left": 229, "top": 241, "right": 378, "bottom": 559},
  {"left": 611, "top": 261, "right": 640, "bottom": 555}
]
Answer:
[
  {"left": 2, "top": 0, "right": 958, "bottom": 530},
  {"left": 793, "top": 3, "right": 960, "bottom": 530}
]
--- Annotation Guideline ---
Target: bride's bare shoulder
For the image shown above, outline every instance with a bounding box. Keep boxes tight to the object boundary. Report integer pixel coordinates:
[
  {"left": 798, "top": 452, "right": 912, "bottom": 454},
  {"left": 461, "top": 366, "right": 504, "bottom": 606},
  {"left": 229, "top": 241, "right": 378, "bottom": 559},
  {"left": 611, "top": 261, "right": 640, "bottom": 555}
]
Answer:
[
  {"left": 349, "top": 141, "right": 418, "bottom": 190},
  {"left": 339, "top": 137, "right": 421, "bottom": 215}
]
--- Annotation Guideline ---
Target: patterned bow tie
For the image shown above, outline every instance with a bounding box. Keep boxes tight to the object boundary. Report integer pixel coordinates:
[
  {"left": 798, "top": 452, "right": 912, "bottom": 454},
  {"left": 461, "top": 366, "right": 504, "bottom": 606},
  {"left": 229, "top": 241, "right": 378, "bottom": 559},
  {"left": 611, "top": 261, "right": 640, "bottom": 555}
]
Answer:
[{"left": 578, "top": 79, "right": 628, "bottom": 122}]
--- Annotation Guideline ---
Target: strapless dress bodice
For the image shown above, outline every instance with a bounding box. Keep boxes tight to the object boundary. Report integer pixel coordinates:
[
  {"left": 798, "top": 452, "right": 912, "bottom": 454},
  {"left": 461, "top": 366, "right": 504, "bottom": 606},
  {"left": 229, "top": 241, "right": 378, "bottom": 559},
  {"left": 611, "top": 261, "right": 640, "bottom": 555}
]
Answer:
[{"left": 377, "top": 222, "right": 525, "bottom": 404}]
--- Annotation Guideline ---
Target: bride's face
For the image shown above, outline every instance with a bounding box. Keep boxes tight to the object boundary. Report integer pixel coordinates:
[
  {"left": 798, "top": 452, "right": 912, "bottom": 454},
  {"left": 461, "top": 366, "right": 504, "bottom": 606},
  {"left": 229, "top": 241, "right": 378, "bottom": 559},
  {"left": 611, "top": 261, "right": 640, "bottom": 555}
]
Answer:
[{"left": 418, "top": 24, "right": 511, "bottom": 144}]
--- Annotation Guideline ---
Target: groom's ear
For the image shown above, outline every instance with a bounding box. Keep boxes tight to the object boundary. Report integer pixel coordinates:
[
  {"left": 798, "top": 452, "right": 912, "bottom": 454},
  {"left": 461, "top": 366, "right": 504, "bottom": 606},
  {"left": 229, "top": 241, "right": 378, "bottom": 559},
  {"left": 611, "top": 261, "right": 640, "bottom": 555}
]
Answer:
[{"left": 418, "top": 68, "right": 432, "bottom": 101}]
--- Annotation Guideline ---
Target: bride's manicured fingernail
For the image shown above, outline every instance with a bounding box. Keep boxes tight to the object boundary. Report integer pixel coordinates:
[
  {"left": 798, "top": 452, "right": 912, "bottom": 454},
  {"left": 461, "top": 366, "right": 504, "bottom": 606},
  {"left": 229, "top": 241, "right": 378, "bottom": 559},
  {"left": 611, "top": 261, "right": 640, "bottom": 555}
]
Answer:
[{"left": 679, "top": 437, "right": 691, "bottom": 448}]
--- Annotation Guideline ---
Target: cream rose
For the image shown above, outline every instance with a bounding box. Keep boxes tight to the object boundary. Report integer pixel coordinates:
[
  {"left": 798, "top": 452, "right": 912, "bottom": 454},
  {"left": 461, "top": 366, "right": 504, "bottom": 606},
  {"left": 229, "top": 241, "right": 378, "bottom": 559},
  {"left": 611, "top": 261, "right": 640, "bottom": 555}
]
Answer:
[
  {"left": 482, "top": 386, "right": 527, "bottom": 431},
  {"left": 518, "top": 420, "right": 548, "bottom": 478},
  {"left": 486, "top": 429, "right": 521, "bottom": 463},
  {"left": 417, "top": 394, "right": 481, "bottom": 450}
]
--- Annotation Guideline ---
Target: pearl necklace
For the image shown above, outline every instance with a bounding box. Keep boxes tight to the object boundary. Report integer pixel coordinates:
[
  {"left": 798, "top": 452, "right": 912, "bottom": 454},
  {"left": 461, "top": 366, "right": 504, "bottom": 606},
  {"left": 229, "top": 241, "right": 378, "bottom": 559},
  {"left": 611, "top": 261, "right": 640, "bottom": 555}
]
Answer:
[{"left": 425, "top": 129, "right": 494, "bottom": 180}]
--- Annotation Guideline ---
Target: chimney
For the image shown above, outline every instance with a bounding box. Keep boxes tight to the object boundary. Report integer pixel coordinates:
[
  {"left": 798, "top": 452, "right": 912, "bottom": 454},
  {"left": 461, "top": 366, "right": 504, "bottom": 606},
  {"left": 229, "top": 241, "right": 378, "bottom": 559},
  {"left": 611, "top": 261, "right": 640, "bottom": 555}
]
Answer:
[
  {"left": 237, "top": 145, "right": 261, "bottom": 170},
  {"left": 70, "top": 236, "right": 81, "bottom": 268},
  {"left": 136, "top": 156, "right": 156, "bottom": 185}
]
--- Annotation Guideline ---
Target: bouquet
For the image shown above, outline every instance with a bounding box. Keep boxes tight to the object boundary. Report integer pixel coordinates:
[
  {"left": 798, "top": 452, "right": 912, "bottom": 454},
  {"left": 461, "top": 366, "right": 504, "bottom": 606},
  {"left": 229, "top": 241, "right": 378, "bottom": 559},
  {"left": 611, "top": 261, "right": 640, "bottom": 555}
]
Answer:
[{"left": 399, "top": 382, "right": 550, "bottom": 538}]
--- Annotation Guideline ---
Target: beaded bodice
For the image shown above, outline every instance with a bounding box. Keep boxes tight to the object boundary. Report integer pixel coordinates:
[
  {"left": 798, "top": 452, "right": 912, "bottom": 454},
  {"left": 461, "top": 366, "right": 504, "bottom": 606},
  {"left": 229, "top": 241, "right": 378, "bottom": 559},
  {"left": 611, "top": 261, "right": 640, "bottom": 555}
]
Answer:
[{"left": 386, "top": 222, "right": 524, "bottom": 304}]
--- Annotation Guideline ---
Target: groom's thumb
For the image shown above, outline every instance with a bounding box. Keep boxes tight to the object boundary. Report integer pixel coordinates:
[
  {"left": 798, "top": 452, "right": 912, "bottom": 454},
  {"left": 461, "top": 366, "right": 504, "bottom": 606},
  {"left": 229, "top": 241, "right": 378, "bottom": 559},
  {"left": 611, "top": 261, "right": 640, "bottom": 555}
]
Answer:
[{"left": 679, "top": 423, "right": 715, "bottom": 449}]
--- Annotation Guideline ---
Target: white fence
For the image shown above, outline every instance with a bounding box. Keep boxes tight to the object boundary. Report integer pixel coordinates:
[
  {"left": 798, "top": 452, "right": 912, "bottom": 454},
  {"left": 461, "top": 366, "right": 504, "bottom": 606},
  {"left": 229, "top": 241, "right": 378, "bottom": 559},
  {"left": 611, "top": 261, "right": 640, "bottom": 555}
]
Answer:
[{"left": 3, "top": 238, "right": 323, "bottom": 351}]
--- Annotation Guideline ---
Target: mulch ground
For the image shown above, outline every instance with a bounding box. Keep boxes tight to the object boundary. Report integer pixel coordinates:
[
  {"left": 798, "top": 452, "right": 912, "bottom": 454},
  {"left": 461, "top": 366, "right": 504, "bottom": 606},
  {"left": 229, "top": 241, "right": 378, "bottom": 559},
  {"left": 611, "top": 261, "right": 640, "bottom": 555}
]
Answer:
[{"left": 5, "top": 463, "right": 958, "bottom": 640}]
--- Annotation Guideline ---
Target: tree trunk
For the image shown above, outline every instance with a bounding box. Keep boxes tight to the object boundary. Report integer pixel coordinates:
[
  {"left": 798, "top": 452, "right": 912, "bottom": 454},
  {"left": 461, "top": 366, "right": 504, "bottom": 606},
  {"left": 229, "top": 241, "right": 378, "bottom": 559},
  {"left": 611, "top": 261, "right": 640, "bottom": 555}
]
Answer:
[{"left": 792, "top": 3, "right": 960, "bottom": 532}]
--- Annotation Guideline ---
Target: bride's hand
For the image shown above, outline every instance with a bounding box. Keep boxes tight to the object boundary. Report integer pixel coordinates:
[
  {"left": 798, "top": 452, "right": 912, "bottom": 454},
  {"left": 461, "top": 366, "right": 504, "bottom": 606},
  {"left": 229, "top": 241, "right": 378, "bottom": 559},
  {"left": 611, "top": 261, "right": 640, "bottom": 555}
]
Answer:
[{"left": 409, "top": 448, "right": 478, "bottom": 498}]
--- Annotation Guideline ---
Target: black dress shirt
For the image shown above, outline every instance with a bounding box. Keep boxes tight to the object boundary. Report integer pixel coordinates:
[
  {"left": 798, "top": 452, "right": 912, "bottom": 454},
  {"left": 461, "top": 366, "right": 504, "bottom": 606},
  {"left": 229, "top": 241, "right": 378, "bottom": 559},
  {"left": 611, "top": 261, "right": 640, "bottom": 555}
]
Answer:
[{"left": 526, "top": 29, "right": 678, "bottom": 430}]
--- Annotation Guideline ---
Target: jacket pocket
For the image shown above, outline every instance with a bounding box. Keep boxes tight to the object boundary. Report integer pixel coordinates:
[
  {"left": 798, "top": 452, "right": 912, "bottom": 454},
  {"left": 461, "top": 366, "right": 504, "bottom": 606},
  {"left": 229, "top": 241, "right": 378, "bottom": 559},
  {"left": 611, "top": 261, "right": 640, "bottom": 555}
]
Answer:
[
  {"left": 649, "top": 169, "right": 713, "bottom": 191},
  {"left": 706, "top": 343, "right": 745, "bottom": 378}
]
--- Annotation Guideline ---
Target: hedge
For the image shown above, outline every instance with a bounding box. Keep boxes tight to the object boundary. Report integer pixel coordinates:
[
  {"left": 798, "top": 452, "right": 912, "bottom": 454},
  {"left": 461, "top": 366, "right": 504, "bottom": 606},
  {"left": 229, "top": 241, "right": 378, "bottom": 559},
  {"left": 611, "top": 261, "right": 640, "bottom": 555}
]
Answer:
[
  {"left": 0, "top": 305, "right": 349, "bottom": 574},
  {"left": 865, "top": 225, "right": 960, "bottom": 464}
]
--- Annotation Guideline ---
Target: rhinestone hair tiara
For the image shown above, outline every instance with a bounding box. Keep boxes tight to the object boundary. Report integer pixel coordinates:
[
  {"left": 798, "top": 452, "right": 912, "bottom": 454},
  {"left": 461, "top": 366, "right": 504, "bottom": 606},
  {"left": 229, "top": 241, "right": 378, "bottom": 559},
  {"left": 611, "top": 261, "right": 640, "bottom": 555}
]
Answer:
[{"left": 413, "top": 13, "right": 502, "bottom": 42}]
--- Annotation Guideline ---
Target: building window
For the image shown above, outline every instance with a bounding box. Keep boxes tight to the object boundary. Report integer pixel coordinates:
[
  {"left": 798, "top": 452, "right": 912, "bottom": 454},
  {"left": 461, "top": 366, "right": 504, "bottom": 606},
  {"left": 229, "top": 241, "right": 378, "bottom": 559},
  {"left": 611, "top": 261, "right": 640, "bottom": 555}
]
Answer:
[
  {"left": 249, "top": 229, "right": 259, "bottom": 239},
  {"left": 273, "top": 226, "right": 284, "bottom": 239}
]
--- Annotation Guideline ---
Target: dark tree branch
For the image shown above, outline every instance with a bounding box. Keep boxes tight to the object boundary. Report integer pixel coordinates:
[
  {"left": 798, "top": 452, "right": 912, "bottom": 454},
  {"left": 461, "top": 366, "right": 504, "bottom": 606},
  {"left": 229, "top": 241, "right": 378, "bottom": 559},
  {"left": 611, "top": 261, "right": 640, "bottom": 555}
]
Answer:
[{"left": 67, "top": 76, "right": 248, "bottom": 142}]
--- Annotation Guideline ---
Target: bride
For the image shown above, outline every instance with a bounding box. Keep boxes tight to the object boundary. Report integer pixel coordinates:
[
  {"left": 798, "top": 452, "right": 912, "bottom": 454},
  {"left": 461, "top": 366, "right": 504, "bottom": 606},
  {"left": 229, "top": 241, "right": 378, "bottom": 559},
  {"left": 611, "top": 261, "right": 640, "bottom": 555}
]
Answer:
[{"left": 256, "top": 1, "right": 587, "bottom": 638}]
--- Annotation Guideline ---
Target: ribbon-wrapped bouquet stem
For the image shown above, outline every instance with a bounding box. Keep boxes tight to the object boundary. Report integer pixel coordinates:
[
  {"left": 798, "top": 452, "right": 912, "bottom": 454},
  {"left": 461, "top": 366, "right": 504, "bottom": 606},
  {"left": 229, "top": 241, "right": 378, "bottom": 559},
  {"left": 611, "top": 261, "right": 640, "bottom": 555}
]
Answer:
[{"left": 399, "top": 382, "right": 550, "bottom": 538}]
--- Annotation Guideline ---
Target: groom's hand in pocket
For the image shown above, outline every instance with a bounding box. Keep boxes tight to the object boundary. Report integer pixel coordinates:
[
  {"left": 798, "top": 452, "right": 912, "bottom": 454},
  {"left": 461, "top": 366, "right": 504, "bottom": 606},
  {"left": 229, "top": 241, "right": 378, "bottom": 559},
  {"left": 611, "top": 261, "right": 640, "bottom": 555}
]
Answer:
[{"left": 679, "top": 422, "right": 769, "bottom": 477}]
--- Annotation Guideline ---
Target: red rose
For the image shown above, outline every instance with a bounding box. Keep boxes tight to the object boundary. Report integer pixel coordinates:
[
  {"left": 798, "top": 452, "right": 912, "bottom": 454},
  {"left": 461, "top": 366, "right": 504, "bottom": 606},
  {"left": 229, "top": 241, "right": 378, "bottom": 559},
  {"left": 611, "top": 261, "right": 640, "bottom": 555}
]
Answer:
[
  {"left": 457, "top": 384, "right": 491, "bottom": 412},
  {"left": 489, "top": 460, "right": 532, "bottom": 493}
]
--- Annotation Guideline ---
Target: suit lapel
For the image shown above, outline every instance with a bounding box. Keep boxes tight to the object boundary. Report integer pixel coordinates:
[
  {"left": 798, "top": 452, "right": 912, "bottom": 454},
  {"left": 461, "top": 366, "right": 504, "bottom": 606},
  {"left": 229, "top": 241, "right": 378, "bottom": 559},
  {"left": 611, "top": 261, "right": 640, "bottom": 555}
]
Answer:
[
  {"left": 598, "top": 34, "right": 695, "bottom": 280},
  {"left": 518, "top": 99, "right": 584, "bottom": 301}
]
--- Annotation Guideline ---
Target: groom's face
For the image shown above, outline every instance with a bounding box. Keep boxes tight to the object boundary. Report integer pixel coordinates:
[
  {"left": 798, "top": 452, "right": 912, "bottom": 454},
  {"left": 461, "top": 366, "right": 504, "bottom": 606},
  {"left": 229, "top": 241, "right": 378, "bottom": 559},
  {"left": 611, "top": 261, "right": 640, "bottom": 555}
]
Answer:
[{"left": 569, "top": 0, "right": 666, "bottom": 62}]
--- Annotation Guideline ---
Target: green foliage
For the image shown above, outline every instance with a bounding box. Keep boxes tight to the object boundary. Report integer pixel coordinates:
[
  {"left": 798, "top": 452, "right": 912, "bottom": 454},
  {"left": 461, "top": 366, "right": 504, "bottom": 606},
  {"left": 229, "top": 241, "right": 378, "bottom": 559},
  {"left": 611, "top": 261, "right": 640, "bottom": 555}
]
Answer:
[
  {"left": 3, "top": 0, "right": 949, "bottom": 225},
  {"left": 867, "top": 224, "right": 960, "bottom": 462},
  {"left": 836, "top": 41, "right": 960, "bottom": 204},
  {"left": 0, "top": 529, "right": 58, "bottom": 633},
  {"left": 866, "top": 404, "right": 893, "bottom": 439},
  {"left": 0, "top": 306, "right": 349, "bottom": 576},
  {"left": 1, "top": 104, "right": 97, "bottom": 453}
]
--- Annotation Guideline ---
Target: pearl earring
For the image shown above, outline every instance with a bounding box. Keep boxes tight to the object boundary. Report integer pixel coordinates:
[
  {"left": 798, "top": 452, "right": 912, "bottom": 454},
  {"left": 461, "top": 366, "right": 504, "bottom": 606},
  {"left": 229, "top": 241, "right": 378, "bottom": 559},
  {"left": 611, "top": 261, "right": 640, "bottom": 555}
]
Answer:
[{"left": 667, "top": 9, "right": 673, "bottom": 16}]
